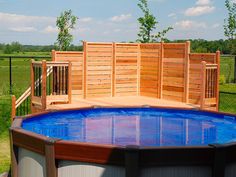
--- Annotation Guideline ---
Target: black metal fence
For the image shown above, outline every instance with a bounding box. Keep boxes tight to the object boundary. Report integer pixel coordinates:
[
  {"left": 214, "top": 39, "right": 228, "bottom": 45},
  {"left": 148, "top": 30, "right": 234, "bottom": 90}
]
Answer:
[{"left": 0, "top": 55, "right": 51, "bottom": 96}]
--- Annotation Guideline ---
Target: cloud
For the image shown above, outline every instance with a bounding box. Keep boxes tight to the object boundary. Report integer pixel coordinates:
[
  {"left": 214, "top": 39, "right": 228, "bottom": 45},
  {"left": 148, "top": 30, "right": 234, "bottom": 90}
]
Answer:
[
  {"left": 168, "top": 13, "right": 177, "bottom": 19},
  {"left": 110, "top": 14, "right": 132, "bottom": 22},
  {"left": 42, "top": 25, "right": 58, "bottom": 33},
  {"left": 196, "top": 0, "right": 211, "bottom": 5},
  {"left": 79, "top": 17, "right": 93, "bottom": 23},
  {"left": 185, "top": 5, "right": 215, "bottom": 16},
  {"left": 212, "top": 23, "right": 220, "bottom": 28},
  {"left": 174, "top": 20, "right": 207, "bottom": 30},
  {"left": 9, "top": 27, "right": 37, "bottom": 32}
]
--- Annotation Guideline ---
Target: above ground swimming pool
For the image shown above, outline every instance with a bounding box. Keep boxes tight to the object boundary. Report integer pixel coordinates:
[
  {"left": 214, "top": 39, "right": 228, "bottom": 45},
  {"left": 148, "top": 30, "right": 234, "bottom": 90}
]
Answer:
[
  {"left": 22, "top": 107, "right": 236, "bottom": 147},
  {"left": 10, "top": 107, "right": 236, "bottom": 177}
]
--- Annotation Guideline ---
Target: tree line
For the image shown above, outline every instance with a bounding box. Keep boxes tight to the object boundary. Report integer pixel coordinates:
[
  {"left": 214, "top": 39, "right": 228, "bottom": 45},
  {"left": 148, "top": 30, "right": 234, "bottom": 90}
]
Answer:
[{"left": 0, "top": 39, "right": 234, "bottom": 55}]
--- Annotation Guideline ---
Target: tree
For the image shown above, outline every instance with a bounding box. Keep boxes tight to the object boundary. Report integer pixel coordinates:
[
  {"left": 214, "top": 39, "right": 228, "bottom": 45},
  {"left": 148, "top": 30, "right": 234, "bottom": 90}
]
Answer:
[
  {"left": 56, "top": 10, "right": 78, "bottom": 51},
  {"left": 137, "top": 0, "right": 173, "bottom": 43},
  {"left": 224, "top": 0, "right": 236, "bottom": 54}
]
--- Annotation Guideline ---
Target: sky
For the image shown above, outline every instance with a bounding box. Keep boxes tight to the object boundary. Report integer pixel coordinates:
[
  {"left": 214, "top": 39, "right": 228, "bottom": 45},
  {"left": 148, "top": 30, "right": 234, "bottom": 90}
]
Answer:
[{"left": 0, "top": 0, "right": 234, "bottom": 45}]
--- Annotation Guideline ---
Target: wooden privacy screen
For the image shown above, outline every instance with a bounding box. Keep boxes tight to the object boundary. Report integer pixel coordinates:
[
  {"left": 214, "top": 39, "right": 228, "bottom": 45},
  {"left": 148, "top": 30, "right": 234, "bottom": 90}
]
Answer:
[
  {"left": 140, "top": 43, "right": 161, "bottom": 98},
  {"left": 85, "top": 42, "right": 113, "bottom": 98},
  {"left": 52, "top": 51, "right": 84, "bottom": 98},
  {"left": 53, "top": 41, "right": 219, "bottom": 108},
  {"left": 115, "top": 43, "right": 139, "bottom": 96}
]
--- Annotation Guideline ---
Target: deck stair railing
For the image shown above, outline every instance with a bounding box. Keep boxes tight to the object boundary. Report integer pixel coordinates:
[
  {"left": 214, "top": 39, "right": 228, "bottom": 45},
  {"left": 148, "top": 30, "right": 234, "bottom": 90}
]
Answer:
[
  {"left": 11, "top": 60, "right": 72, "bottom": 120},
  {"left": 200, "top": 61, "right": 219, "bottom": 111}
]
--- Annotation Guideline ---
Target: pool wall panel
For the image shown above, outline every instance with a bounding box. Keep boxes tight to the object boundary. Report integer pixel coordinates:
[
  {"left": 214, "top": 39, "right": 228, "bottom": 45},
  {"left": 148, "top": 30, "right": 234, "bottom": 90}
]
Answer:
[
  {"left": 18, "top": 148, "right": 46, "bottom": 177},
  {"left": 58, "top": 161, "right": 125, "bottom": 177}
]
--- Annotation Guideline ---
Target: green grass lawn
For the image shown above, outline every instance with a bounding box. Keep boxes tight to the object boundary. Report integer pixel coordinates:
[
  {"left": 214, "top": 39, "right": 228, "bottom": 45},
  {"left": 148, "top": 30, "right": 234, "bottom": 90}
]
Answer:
[{"left": 0, "top": 54, "right": 235, "bottom": 174}]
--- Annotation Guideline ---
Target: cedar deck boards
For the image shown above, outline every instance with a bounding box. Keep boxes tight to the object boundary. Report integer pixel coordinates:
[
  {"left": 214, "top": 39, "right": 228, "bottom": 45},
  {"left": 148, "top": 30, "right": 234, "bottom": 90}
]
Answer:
[{"left": 47, "top": 96, "right": 197, "bottom": 110}]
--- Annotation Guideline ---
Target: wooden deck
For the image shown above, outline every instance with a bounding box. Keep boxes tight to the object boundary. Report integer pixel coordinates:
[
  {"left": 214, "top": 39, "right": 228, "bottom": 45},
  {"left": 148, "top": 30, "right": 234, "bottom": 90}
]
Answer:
[{"left": 47, "top": 96, "right": 198, "bottom": 110}]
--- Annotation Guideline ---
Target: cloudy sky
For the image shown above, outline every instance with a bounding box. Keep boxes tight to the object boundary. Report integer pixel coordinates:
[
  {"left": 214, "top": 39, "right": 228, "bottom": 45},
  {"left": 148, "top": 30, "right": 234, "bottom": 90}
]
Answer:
[{"left": 0, "top": 0, "right": 233, "bottom": 45}]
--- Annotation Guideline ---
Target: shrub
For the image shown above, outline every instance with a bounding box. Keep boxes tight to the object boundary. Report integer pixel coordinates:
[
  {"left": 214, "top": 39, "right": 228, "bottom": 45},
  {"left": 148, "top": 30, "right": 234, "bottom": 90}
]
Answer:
[{"left": 220, "top": 75, "right": 226, "bottom": 85}]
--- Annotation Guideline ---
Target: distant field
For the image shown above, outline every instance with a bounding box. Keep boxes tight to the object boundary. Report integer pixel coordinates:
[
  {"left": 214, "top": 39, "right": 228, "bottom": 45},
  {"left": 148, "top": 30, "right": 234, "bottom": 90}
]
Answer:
[{"left": 220, "top": 56, "right": 235, "bottom": 83}]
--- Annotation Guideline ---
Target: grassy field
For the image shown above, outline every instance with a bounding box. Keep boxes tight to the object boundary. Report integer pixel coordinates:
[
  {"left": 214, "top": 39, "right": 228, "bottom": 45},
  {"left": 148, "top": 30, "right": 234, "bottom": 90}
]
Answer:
[{"left": 0, "top": 53, "right": 235, "bottom": 174}]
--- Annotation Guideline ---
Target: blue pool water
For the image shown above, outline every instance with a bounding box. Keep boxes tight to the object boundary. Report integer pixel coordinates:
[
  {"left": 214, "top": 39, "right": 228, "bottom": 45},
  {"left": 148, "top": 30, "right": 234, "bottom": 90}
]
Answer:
[{"left": 22, "top": 108, "right": 236, "bottom": 147}]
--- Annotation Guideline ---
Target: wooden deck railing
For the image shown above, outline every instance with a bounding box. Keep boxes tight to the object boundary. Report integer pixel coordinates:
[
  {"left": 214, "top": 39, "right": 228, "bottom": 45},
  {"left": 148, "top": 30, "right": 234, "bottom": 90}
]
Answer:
[
  {"left": 200, "top": 61, "right": 219, "bottom": 111},
  {"left": 11, "top": 60, "right": 72, "bottom": 119}
]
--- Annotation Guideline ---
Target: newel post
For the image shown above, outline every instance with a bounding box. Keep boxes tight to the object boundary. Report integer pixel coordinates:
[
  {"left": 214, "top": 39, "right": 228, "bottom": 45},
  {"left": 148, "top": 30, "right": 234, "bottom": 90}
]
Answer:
[
  {"left": 200, "top": 61, "right": 207, "bottom": 109},
  {"left": 41, "top": 60, "right": 47, "bottom": 110},
  {"left": 11, "top": 95, "right": 16, "bottom": 121}
]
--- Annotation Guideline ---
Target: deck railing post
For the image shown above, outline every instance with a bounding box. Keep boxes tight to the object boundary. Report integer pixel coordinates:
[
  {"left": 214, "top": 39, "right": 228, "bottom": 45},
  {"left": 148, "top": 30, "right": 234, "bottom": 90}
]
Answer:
[
  {"left": 30, "top": 60, "right": 35, "bottom": 112},
  {"left": 11, "top": 95, "right": 16, "bottom": 121},
  {"left": 200, "top": 61, "right": 207, "bottom": 109},
  {"left": 42, "top": 60, "right": 47, "bottom": 110},
  {"left": 216, "top": 51, "right": 220, "bottom": 111},
  {"left": 68, "top": 62, "right": 72, "bottom": 103},
  {"left": 52, "top": 50, "right": 56, "bottom": 61},
  {"left": 184, "top": 41, "right": 190, "bottom": 103}
]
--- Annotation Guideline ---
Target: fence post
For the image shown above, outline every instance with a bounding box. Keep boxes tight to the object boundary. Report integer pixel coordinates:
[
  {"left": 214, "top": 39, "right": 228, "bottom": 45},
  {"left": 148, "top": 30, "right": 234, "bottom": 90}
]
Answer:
[
  {"left": 200, "top": 61, "right": 207, "bottom": 109},
  {"left": 42, "top": 60, "right": 47, "bottom": 110},
  {"left": 216, "top": 51, "right": 221, "bottom": 111},
  {"left": 184, "top": 41, "right": 190, "bottom": 103},
  {"left": 234, "top": 56, "right": 236, "bottom": 83},
  {"left": 68, "top": 62, "right": 72, "bottom": 104},
  {"left": 9, "top": 56, "right": 12, "bottom": 95},
  {"left": 11, "top": 95, "right": 16, "bottom": 121}
]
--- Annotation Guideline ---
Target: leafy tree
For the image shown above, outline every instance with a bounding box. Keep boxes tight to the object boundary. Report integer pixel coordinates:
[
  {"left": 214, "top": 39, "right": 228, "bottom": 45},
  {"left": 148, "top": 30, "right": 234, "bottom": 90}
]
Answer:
[
  {"left": 137, "top": 0, "right": 173, "bottom": 43},
  {"left": 224, "top": 0, "right": 236, "bottom": 54},
  {"left": 56, "top": 10, "right": 78, "bottom": 51}
]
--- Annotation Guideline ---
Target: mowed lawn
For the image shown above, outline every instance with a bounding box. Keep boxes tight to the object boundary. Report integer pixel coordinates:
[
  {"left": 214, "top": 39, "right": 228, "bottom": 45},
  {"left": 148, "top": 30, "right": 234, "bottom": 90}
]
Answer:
[{"left": 0, "top": 54, "right": 235, "bottom": 173}]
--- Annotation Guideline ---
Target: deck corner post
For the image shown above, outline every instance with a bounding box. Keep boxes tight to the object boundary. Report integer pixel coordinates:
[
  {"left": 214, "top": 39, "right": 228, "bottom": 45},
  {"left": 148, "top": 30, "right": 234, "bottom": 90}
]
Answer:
[
  {"left": 184, "top": 41, "right": 191, "bottom": 103},
  {"left": 125, "top": 145, "right": 140, "bottom": 177},
  {"left": 45, "top": 138, "right": 59, "bottom": 177},
  {"left": 42, "top": 60, "right": 47, "bottom": 111},
  {"left": 11, "top": 95, "right": 16, "bottom": 121},
  {"left": 68, "top": 61, "right": 72, "bottom": 104},
  {"left": 216, "top": 51, "right": 221, "bottom": 111},
  {"left": 200, "top": 61, "right": 207, "bottom": 110},
  {"left": 52, "top": 50, "right": 56, "bottom": 61}
]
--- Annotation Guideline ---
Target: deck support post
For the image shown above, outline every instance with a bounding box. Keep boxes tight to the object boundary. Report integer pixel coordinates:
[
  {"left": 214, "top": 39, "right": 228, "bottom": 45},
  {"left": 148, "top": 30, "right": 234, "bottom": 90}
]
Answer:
[{"left": 125, "top": 145, "right": 140, "bottom": 177}]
